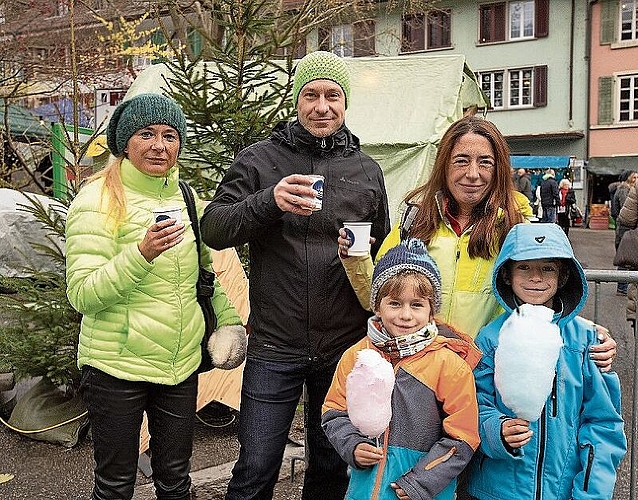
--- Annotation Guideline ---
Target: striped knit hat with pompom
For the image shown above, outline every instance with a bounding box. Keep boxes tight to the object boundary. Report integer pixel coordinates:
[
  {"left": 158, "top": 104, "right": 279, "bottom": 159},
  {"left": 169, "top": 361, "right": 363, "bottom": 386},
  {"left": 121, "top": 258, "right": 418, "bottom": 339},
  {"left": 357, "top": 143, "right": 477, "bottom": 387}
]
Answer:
[{"left": 370, "top": 238, "right": 442, "bottom": 313}]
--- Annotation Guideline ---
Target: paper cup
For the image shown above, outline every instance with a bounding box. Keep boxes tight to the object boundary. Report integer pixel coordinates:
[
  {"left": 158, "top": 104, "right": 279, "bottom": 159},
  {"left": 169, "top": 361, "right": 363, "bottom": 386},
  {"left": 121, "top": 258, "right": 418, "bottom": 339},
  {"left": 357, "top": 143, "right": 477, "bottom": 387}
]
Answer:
[
  {"left": 343, "top": 222, "right": 372, "bottom": 256},
  {"left": 301, "top": 175, "right": 324, "bottom": 211},
  {"left": 152, "top": 206, "right": 182, "bottom": 224}
]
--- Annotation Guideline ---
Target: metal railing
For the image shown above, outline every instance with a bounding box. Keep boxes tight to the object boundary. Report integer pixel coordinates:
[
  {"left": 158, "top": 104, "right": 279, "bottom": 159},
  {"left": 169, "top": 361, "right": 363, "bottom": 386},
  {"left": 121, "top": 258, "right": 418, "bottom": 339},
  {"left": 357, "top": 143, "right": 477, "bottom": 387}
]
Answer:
[{"left": 584, "top": 269, "right": 638, "bottom": 500}]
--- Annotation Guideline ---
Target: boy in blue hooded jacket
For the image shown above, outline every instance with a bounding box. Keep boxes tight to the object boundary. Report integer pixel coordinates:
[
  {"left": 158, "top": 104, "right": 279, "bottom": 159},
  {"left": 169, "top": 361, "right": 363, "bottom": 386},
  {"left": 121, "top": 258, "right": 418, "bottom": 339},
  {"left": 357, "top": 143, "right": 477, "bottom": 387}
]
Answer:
[{"left": 467, "top": 223, "right": 626, "bottom": 500}]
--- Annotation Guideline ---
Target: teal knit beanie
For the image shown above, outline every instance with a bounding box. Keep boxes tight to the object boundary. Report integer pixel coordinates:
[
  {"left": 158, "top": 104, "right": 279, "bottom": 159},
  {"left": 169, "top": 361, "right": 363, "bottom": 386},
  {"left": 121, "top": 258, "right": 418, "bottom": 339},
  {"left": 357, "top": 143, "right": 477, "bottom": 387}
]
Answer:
[
  {"left": 106, "top": 93, "right": 187, "bottom": 157},
  {"left": 292, "top": 51, "right": 351, "bottom": 108}
]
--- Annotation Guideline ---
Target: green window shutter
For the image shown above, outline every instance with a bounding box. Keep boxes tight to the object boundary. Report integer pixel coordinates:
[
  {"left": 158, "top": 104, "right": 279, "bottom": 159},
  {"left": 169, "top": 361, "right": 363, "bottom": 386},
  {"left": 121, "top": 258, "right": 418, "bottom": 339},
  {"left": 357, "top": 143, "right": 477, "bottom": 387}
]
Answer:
[
  {"left": 188, "top": 27, "right": 203, "bottom": 58},
  {"left": 598, "top": 76, "right": 614, "bottom": 125},
  {"left": 600, "top": 0, "right": 618, "bottom": 45},
  {"left": 151, "top": 30, "right": 166, "bottom": 47}
]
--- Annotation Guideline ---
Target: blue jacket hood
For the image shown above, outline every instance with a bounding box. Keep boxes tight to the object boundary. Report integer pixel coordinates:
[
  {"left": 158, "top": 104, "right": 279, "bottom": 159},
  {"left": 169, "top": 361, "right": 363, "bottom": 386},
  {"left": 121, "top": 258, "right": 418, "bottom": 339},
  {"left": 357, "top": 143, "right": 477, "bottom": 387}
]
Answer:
[{"left": 492, "top": 223, "right": 588, "bottom": 323}]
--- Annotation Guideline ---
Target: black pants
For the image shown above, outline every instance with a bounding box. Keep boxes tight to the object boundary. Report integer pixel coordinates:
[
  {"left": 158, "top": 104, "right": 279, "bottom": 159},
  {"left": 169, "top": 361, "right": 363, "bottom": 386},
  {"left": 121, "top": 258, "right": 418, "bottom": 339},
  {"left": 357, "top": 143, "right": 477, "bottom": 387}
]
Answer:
[
  {"left": 80, "top": 366, "right": 198, "bottom": 500},
  {"left": 557, "top": 211, "right": 571, "bottom": 236}
]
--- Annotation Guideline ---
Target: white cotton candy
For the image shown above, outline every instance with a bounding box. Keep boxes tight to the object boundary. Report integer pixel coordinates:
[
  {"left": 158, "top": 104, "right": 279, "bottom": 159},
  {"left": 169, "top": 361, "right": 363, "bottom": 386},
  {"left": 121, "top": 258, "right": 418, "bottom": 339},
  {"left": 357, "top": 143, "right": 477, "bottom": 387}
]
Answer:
[
  {"left": 494, "top": 303, "right": 563, "bottom": 422},
  {"left": 346, "top": 349, "right": 395, "bottom": 438}
]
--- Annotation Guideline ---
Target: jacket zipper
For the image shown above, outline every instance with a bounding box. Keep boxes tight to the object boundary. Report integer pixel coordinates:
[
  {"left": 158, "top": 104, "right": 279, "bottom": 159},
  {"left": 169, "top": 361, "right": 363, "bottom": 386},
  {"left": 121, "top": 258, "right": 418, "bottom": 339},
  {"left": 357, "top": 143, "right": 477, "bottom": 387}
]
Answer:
[
  {"left": 551, "top": 372, "right": 557, "bottom": 417},
  {"left": 580, "top": 443, "right": 594, "bottom": 492},
  {"left": 535, "top": 406, "right": 547, "bottom": 500}
]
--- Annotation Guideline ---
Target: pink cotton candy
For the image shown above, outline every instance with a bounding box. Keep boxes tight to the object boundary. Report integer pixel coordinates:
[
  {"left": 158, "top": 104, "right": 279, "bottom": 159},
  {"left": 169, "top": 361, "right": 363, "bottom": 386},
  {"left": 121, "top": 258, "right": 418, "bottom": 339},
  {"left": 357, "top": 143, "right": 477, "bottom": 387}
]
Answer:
[{"left": 346, "top": 349, "right": 395, "bottom": 438}]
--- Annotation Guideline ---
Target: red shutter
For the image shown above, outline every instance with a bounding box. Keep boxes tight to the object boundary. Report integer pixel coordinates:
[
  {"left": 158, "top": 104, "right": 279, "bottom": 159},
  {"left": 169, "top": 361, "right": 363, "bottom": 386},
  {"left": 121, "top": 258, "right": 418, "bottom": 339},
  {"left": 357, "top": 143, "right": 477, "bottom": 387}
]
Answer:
[
  {"left": 402, "top": 14, "right": 426, "bottom": 52},
  {"left": 535, "top": 0, "right": 549, "bottom": 38},
  {"left": 494, "top": 3, "right": 506, "bottom": 41},
  {"left": 533, "top": 65, "right": 548, "bottom": 107},
  {"left": 427, "top": 10, "right": 451, "bottom": 49},
  {"left": 479, "top": 2, "right": 506, "bottom": 43},
  {"left": 354, "top": 20, "right": 375, "bottom": 57},
  {"left": 318, "top": 27, "right": 330, "bottom": 51}
]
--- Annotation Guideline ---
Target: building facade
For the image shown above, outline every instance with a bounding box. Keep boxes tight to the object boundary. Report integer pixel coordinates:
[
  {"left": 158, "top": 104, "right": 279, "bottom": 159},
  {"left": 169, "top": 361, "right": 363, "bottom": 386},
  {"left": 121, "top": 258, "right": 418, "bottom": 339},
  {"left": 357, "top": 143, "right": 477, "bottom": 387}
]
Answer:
[
  {"left": 304, "top": 0, "right": 589, "bottom": 203},
  {"left": 588, "top": 0, "right": 638, "bottom": 203}
]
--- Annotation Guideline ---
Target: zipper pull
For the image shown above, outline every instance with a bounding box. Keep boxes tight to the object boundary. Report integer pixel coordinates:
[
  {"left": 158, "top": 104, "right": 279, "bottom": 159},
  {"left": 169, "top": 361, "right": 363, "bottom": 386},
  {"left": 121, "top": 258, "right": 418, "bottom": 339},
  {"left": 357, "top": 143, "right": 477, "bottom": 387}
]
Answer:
[
  {"left": 321, "top": 137, "right": 326, "bottom": 149},
  {"left": 164, "top": 177, "right": 168, "bottom": 187},
  {"left": 456, "top": 250, "right": 460, "bottom": 261}
]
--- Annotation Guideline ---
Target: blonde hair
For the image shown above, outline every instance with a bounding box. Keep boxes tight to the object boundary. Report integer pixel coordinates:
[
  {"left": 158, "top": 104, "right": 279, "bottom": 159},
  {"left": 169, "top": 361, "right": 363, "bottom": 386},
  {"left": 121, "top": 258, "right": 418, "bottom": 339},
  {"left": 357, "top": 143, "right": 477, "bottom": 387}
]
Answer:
[{"left": 85, "top": 157, "right": 127, "bottom": 227}]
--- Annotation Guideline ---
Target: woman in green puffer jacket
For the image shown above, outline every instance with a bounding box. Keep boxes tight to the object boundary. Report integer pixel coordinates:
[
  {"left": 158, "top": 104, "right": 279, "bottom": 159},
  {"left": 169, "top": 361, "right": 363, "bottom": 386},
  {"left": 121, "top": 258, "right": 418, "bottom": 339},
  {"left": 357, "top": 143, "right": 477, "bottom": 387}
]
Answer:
[{"left": 65, "top": 93, "right": 245, "bottom": 500}]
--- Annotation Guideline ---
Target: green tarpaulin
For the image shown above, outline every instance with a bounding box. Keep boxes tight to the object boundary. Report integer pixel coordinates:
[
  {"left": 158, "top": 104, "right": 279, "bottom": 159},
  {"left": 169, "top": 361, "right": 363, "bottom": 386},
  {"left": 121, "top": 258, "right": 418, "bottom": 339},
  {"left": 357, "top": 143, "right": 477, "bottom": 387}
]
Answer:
[{"left": 0, "top": 103, "right": 50, "bottom": 139}]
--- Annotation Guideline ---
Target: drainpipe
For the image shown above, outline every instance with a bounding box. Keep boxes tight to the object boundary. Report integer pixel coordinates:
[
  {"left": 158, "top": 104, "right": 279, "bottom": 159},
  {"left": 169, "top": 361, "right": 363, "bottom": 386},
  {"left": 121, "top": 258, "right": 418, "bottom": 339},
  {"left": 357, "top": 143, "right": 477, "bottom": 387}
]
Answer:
[
  {"left": 584, "top": 0, "right": 596, "bottom": 214},
  {"left": 569, "top": 0, "right": 575, "bottom": 125}
]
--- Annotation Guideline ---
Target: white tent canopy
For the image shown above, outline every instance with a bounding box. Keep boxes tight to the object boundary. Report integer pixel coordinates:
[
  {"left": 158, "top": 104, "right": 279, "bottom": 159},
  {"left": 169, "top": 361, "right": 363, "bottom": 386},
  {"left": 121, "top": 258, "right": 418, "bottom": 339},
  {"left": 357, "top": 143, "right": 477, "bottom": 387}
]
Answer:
[{"left": 125, "top": 53, "right": 489, "bottom": 223}]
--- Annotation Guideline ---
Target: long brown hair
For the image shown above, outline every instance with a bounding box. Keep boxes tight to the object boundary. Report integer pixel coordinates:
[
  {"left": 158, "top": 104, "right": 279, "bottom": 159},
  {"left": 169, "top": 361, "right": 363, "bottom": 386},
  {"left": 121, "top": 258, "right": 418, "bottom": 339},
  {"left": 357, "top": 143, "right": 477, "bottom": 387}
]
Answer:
[{"left": 404, "top": 116, "right": 523, "bottom": 260}]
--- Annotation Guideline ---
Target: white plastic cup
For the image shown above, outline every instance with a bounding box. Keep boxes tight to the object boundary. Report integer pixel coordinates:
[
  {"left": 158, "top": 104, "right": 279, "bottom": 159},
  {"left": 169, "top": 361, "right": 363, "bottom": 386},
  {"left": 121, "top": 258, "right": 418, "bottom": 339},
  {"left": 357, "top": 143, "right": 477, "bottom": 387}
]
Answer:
[
  {"left": 301, "top": 175, "right": 324, "bottom": 211},
  {"left": 343, "top": 222, "right": 372, "bottom": 256},
  {"left": 152, "top": 206, "right": 182, "bottom": 224}
]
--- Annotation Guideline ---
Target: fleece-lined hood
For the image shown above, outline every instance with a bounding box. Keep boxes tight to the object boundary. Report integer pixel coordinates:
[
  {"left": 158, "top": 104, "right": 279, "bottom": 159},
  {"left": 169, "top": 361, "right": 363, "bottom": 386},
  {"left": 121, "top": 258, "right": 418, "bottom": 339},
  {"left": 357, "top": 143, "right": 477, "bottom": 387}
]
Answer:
[{"left": 492, "top": 223, "right": 588, "bottom": 324}]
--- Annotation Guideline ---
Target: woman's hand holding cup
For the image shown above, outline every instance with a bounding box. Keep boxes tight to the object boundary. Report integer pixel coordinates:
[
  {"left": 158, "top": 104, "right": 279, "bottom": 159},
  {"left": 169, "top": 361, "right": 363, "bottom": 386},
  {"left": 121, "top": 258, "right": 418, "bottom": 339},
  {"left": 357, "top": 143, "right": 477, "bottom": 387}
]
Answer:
[
  {"left": 338, "top": 225, "right": 375, "bottom": 258},
  {"left": 138, "top": 218, "right": 185, "bottom": 263}
]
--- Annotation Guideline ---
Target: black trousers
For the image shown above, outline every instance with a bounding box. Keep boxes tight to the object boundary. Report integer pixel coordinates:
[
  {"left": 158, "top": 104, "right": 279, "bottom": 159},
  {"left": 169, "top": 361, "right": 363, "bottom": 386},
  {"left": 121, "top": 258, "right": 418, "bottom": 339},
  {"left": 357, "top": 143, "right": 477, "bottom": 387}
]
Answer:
[{"left": 80, "top": 366, "right": 198, "bottom": 500}]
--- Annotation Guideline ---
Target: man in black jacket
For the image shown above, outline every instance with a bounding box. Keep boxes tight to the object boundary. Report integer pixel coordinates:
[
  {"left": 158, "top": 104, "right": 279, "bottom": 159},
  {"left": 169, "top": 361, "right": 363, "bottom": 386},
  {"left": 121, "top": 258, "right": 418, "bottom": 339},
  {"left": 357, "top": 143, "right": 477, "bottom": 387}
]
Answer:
[
  {"left": 539, "top": 168, "right": 560, "bottom": 223},
  {"left": 201, "top": 51, "right": 390, "bottom": 500}
]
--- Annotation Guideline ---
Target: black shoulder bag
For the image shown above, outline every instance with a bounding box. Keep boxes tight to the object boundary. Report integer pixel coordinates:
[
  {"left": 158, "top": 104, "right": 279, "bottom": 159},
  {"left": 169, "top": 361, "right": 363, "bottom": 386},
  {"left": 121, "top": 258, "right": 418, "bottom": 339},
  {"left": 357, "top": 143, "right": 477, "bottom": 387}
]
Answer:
[{"left": 179, "top": 180, "right": 217, "bottom": 372}]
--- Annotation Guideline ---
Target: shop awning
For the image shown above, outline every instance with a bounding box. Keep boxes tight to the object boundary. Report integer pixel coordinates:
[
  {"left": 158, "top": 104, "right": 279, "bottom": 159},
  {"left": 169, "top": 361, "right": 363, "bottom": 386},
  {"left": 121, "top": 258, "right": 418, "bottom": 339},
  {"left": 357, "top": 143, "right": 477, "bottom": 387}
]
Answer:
[
  {"left": 586, "top": 156, "right": 638, "bottom": 176},
  {"left": 510, "top": 156, "right": 570, "bottom": 170}
]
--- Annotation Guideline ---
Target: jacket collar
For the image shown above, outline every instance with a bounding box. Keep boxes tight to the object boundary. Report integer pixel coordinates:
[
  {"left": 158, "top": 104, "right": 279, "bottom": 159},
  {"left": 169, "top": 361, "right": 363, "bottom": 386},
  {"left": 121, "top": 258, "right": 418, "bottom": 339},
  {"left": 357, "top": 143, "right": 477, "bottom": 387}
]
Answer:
[
  {"left": 120, "top": 158, "right": 179, "bottom": 197},
  {"left": 271, "top": 119, "right": 360, "bottom": 155}
]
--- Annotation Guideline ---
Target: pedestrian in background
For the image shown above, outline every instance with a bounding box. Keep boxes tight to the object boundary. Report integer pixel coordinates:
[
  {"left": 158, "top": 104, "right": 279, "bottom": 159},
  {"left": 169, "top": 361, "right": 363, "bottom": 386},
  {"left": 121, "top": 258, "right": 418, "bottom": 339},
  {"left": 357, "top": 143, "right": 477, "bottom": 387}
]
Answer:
[
  {"left": 514, "top": 168, "right": 532, "bottom": 202},
  {"left": 539, "top": 169, "right": 560, "bottom": 223},
  {"left": 612, "top": 170, "right": 637, "bottom": 295},
  {"left": 66, "top": 93, "right": 246, "bottom": 500},
  {"left": 201, "top": 51, "right": 390, "bottom": 500},
  {"left": 557, "top": 178, "right": 576, "bottom": 236},
  {"left": 618, "top": 183, "right": 638, "bottom": 322}
]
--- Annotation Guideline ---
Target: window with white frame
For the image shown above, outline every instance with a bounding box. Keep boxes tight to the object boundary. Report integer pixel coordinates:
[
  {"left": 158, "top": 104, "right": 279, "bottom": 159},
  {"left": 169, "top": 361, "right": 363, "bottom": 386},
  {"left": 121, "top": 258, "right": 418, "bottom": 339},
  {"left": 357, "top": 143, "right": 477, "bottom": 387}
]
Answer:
[
  {"left": 479, "top": 0, "right": 547, "bottom": 43},
  {"left": 479, "top": 71, "right": 505, "bottom": 108},
  {"left": 56, "top": 0, "right": 69, "bottom": 16},
  {"left": 621, "top": 0, "right": 638, "bottom": 41},
  {"left": 508, "top": 68, "right": 533, "bottom": 106},
  {"left": 319, "top": 21, "right": 375, "bottom": 57},
  {"left": 618, "top": 73, "right": 638, "bottom": 122},
  {"left": 509, "top": 1, "right": 534, "bottom": 39},
  {"left": 477, "top": 66, "right": 546, "bottom": 109},
  {"left": 330, "top": 25, "right": 353, "bottom": 57}
]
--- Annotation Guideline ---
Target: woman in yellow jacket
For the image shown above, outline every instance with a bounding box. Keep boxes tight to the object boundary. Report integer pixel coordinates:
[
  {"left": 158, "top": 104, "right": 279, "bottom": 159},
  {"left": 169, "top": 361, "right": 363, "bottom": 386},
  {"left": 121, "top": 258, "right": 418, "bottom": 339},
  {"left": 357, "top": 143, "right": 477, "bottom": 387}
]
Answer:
[{"left": 339, "top": 116, "right": 615, "bottom": 358}]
